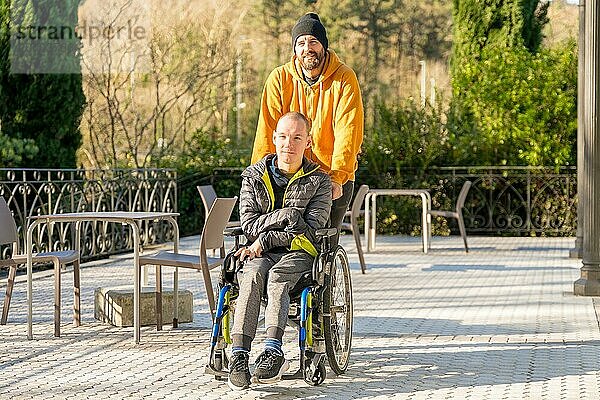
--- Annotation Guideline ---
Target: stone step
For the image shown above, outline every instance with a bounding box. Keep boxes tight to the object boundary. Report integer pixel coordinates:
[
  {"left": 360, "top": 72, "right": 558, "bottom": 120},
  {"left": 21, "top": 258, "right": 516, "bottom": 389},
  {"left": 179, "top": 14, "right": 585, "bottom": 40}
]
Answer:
[{"left": 94, "top": 286, "right": 193, "bottom": 327}]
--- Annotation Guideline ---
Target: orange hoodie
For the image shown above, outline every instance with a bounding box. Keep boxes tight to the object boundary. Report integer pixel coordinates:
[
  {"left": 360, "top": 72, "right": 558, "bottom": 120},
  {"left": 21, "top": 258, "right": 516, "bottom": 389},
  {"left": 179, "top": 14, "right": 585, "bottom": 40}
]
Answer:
[{"left": 251, "top": 49, "right": 364, "bottom": 186}]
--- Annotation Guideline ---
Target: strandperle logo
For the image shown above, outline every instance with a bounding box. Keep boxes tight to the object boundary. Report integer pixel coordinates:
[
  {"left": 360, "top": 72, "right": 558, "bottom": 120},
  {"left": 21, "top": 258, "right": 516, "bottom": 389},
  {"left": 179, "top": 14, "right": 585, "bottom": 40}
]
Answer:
[
  {"left": 8, "top": 0, "right": 151, "bottom": 74},
  {"left": 13, "top": 20, "right": 147, "bottom": 44}
]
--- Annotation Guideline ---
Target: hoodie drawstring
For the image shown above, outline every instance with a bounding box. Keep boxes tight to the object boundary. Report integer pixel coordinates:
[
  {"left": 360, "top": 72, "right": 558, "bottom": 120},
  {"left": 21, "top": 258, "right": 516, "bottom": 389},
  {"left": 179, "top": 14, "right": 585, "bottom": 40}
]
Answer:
[{"left": 297, "top": 80, "right": 306, "bottom": 118}]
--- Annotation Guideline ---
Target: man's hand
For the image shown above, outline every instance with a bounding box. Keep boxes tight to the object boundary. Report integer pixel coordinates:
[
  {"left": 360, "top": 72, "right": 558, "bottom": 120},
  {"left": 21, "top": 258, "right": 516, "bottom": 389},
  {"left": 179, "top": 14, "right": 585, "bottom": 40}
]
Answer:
[
  {"left": 234, "top": 239, "right": 263, "bottom": 261},
  {"left": 332, "top": 181, "right": 343, "bottom": 200}
]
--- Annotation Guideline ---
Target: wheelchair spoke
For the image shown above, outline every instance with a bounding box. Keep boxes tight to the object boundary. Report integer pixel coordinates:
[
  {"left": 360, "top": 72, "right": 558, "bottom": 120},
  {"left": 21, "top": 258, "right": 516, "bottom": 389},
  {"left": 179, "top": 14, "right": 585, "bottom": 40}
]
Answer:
[
  {"left": 329, "top": 305, "right": 346, "bottom": 313},
  {"left": 323, "top": 246, "right": 353, "bottom": 375}
]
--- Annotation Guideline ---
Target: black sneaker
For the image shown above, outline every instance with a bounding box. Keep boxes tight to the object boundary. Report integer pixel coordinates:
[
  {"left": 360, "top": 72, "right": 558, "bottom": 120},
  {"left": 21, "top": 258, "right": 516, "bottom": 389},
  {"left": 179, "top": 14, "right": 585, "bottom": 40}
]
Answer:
[
  {"left": 228, "top": 351, "right": 251, "bottom": 390},
  {"left": 252, "top": 348, "right": 289, "bottom": 384}
]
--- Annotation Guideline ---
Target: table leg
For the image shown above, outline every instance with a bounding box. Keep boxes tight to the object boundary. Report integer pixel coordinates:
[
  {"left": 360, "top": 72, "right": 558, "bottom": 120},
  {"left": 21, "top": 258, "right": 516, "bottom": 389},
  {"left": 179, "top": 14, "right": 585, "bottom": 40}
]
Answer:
[
  {"left": 364, "top": 193, "right": 371, "bottom": 253},
  {"left": 74, "top": 221, "right": 81, "bottom": 327},
  {"left": 156, "top": 265, "right": 162, "bottom": 331},
  {"left": 54, "top": 259, "right": 61, "bottom": 337},
  {"left": 143, "top": 266, "right": 149, "bottom": 287},
  {"left": 420, "top": 193, "right": 428, "bottom": 253},
  {"left": 173, "top": 267, "right": 179, "bottom": 328},
  {"left": 168, "top": 217, "right": 180, "bottom": 328},
  {"left": 73, "top": 260, "right": 81, "bottom": 327},
  {"left": 132, "top": 222, "right": 141, "bottom": 344},
  {"left": 370, "top": 195, "right": 378, "bottom": 251},
  {"left": 26, "top": 220, "right": 40, "bottom": 340},
  {"left": 426, "top": 192, "right": 432, "bottom": 250}
]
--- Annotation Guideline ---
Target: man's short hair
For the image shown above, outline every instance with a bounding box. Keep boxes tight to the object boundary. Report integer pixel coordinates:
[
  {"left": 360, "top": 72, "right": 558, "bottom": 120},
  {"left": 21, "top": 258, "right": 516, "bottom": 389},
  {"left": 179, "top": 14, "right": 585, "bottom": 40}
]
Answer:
[{"left": 279, "top": 111, "right": 311, "bottom": 135}]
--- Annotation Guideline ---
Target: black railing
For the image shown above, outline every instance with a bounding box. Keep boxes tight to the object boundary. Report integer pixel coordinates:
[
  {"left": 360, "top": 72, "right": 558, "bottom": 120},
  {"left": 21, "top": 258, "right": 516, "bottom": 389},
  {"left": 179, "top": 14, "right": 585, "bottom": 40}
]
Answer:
[
  {"left": 177, "top": 165, "right": 577, "bottom": 237},
  {"left": 357, "top": 166, "right": 577, "bottom": 236},
  {"left": 0, "top": 168, "right": 177, "bottom": 261},
  {"left": 435, "top": 166, "right": 576, "bottom": 235},
  {"left": 1, "top": 165, "right": 574, "bottom": 265}
]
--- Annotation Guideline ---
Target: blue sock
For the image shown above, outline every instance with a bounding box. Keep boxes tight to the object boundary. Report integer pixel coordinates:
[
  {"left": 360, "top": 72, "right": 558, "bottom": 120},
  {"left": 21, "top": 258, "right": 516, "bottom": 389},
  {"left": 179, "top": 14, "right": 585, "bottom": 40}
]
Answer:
[
  {"left": 264, "top": 338, "right": 283, "bottom": 356},
  {"left": 232, "top": 346, "right": 249, "bottom": 354}
]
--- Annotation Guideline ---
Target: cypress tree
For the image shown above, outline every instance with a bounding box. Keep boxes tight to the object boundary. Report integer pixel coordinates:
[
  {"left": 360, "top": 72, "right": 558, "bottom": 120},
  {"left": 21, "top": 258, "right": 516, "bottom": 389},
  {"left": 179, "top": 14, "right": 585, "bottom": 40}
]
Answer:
[
  {"left": 0, "top": 0, "right": 85, "bottom": 168},
  {"left": 451, "top": 0, "right": 549, "bottom": 96}
]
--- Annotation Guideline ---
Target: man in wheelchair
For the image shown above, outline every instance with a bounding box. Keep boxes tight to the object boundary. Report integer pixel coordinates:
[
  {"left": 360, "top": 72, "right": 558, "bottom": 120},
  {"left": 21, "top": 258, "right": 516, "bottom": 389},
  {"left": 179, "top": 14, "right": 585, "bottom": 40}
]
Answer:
[{"left": 227, "top": 111, "right": 332, "bottom": 390}]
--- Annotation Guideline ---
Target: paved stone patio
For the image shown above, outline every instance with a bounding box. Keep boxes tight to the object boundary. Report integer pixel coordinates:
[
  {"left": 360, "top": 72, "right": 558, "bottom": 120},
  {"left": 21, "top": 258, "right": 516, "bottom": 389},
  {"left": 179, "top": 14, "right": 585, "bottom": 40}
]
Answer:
[{"left": 1, "top": 234, "right": 599, "bottom": 399}]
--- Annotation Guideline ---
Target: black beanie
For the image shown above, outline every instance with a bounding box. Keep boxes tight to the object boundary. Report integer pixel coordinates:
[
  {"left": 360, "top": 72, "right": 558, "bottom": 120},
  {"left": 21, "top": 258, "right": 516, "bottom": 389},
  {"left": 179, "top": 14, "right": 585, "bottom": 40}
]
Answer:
[{"left": 291, "top": 13, "right": 328, "bottom": 51}]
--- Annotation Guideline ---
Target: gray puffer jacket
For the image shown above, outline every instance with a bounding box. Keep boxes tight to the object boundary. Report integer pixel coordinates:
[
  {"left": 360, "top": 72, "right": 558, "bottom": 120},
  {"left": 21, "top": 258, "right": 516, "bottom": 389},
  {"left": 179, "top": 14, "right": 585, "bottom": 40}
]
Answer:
[{"left": 239, "top": 154, "right": 332, "bottom": 256}]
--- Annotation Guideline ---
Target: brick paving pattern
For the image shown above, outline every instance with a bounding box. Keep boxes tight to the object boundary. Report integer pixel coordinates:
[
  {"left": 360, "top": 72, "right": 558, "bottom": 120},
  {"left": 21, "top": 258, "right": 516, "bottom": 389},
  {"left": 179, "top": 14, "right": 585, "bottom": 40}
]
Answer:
[{"left": 1, "top": 235, "right": 599, "bottom": 399}]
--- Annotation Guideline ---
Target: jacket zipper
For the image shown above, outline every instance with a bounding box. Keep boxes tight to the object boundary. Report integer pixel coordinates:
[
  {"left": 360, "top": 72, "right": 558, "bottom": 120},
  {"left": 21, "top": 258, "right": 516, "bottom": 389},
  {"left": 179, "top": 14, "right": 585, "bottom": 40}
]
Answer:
[{"left": 281, "top": 165, "right": 320, "bottom": 206}]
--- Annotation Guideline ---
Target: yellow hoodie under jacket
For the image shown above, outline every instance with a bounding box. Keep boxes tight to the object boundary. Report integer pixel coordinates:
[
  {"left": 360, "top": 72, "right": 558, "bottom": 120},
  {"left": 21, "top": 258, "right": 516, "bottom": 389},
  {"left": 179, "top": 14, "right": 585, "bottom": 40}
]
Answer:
[{"left": 251, "top": 49, "right": 364, "bottom": 186}]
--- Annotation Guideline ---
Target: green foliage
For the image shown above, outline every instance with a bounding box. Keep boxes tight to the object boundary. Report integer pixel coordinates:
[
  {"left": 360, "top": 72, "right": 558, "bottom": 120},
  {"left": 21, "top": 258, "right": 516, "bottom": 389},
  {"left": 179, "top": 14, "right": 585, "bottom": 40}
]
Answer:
[
  {"left": 0, "top": 132, "right": 38, "bottom": 167},
  {"left": 448, "top": 0, "right": 572, "bottom": 167},
  {"left": 451, "top": 0, "right": 549, "bottom": 60},
  {"left": 0, "top": 0, "right": 85, "bottom": 168},
  {"left": 162, "top": 129, "right": 250, "bottom": 175},
  {"left": 162, "top": 130, "right": 250, "bottom": 235},
  {"left": 357, "top": 100, "right": 449, "bottom": 235},
  {"left": 0, "top": 74, "right": 86, "bottom": 168},
  {"left": 362, "top": 100, "right": 448, "bottom": 179},
  {"left": 448, "top": 41, "right": 577, "bottom": 166},
  {"left": 451, "top": 0, "right": 549, "bottom": 104}
]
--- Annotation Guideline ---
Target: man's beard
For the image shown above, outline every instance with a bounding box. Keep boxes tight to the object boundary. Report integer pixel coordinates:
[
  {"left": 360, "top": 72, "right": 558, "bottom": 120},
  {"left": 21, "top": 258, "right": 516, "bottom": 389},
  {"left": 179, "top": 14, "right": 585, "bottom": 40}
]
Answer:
[{"left": 300, "top": 49, "right": 324, "bottom": 71}]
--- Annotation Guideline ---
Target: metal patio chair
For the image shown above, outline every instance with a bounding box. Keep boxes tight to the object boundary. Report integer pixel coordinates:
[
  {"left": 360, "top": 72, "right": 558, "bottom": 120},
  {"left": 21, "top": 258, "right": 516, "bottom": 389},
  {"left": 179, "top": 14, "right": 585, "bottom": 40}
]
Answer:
[
  {"left": 0, "top": 197, "right": 81, "bottom": 337},
  {"left": 197, "top": 185, "right": 240, "bottom": 228},
  {"left": 428, "top": 180, "right": 472, "bottom": 252},
  {"left": 138, "top": 197, "right": 238, "bottom": 328},
  {"left": 341, "top": 184, "right": 369, "bottom": 274}
]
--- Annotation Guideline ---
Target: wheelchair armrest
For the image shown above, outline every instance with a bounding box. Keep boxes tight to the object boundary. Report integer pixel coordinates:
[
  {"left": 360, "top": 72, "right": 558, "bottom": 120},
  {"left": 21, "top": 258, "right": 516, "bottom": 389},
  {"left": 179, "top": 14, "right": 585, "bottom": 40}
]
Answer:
[
  {"left": 315, "top": 227, "right": 338, "bottom": 238},
  {"left": 223, "top": 226, "right": 244, "bottom": 237}
]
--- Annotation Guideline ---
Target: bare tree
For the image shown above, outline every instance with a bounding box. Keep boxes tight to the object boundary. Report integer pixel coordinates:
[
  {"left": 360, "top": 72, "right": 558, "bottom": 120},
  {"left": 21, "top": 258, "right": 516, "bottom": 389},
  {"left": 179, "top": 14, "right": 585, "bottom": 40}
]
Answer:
[{"left": 79, "top": 0, "right": 248, "bottom": 168}]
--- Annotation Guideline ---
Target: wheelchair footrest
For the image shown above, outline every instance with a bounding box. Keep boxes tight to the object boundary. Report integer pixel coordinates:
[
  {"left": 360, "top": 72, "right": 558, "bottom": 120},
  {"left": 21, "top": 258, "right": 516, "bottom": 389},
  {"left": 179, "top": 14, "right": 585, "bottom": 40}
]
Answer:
[
  {"left": 205, "top": 364, "right": 229, "bottom": 378},
  {"left": 282, "top": 367, "right": 304, "bottom": 380}
]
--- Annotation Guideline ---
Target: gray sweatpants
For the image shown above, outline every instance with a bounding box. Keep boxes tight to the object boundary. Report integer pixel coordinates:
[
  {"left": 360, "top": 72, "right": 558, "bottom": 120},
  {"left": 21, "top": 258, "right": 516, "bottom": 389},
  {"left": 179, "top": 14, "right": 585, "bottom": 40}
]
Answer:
[{"left": 231, "top": 250, "right": 314, "bottom": 351}]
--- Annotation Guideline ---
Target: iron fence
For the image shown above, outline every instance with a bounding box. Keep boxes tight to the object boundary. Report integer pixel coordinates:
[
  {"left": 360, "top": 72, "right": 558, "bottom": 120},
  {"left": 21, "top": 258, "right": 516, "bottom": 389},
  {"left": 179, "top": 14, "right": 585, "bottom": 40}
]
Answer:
[
  {"left": 176, "top": 166, "right": 577, "bottom": 236},
  {"left": 0, "top": 168, "right": 177, "bottom": 261},
  {"left": 427, "top": 167, "right": 577, "bottom": 235},
  {"left": 358, "top": 166, "right": 577, "bottom": 236},
  {"left": 1, "top": 165, "right": 576, "bottom": 266}
]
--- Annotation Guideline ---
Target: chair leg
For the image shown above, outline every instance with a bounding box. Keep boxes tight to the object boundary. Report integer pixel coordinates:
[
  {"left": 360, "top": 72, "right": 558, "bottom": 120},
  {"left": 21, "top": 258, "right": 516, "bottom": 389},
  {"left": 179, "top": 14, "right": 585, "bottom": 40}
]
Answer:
[
  {"left": 457, "top": 213, "right": 469, "bottom": 253},
  {"left": 1, "top": 265, "right": 17, "bottom": 325},
  {"left": 200, "top": 265, "right": 216, "bottom": 320},
  {"left": 54, "top": 260, "right": 61, "bottom": 337},
  {"left": 352, "top": 224, "right": 367, "bottom": 274},
  {"left": 155, "top": 265, "right": 162, "bottom": 331},
  {"left": 73, "top": 260, "right": 81, "bottom": 327}
]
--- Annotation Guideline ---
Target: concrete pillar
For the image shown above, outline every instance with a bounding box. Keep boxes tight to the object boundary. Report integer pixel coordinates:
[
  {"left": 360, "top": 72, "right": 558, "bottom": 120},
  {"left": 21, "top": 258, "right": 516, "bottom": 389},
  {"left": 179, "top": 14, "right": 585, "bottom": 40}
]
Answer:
[
  {"left": 571, "top": 0, "right": 586, "bottom": 259},
  {"left": 574, "top": 0, "right": 600, "bottom": 295}
]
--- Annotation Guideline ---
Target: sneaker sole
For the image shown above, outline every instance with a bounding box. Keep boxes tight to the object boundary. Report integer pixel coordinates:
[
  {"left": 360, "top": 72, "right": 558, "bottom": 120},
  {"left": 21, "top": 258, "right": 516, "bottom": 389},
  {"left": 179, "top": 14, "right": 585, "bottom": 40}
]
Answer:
[
  {"left": 227, "top": 378, "right": 250, "bottom": 391},
  {"left": 252, "top": 359, "right": 290, "bottom": 384}
]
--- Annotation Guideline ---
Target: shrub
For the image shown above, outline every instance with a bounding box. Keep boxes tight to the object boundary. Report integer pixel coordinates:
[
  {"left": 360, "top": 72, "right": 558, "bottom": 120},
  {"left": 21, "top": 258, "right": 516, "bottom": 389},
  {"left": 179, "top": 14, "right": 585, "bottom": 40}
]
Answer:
[
  {"left": 361, "top": 99, "right": 448, "bottom": 180},
  {"left": 161, "top": 130, "right": 250, "bottom": 235},
  {"left": 357, "top": 100, "right": 449, "bottom": 235},
  {"left": 448, "top": 41, "right": 577, "bottom": 166}
]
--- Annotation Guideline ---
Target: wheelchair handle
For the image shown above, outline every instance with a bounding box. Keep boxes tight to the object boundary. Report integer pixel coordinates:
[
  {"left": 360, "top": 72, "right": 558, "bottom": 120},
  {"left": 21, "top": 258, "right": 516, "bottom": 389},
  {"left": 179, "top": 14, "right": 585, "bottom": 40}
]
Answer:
[{"left": 223, "top": 226, "right": 244, "bottom": 237}]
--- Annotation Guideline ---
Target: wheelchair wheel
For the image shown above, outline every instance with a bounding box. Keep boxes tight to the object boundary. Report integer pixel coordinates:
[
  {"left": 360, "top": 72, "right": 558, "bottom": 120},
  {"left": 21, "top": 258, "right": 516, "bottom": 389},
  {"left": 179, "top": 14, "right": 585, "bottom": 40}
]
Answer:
[{"left": 323, "top": 246, "right": 353, "bottom": 375}]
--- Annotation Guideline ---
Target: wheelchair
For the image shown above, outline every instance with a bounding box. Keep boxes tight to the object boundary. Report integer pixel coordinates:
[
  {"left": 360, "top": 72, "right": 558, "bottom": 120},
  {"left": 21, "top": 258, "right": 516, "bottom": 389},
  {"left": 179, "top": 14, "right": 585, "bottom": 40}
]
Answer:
[{"left": 205, "top": 226, "right": 353, "bottom": 386}]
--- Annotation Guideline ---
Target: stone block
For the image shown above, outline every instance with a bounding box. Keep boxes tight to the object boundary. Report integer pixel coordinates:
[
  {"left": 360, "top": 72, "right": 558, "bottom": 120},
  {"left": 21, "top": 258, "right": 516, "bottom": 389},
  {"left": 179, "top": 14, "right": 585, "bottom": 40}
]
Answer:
[{"left": 94, "top": 286, "right": 193, "bottom": 327}]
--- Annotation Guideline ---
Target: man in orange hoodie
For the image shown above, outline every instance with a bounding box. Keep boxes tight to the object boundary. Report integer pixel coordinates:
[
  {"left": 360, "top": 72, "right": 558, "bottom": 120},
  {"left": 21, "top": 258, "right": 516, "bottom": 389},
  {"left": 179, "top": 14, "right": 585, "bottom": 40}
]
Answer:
[{"left": 251, "top": 12, "right": 364, "bottom": 236}]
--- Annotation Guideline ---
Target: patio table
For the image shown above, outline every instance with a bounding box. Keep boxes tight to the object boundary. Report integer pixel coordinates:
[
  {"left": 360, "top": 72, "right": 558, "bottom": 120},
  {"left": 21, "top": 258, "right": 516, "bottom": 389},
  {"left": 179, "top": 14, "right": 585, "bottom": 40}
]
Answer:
[
  {"left": 26, "top": 211, "right": 179, "bottom": 343},
  {"left": 364, "top": 189, "right": 431, "bottom": 253}
]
